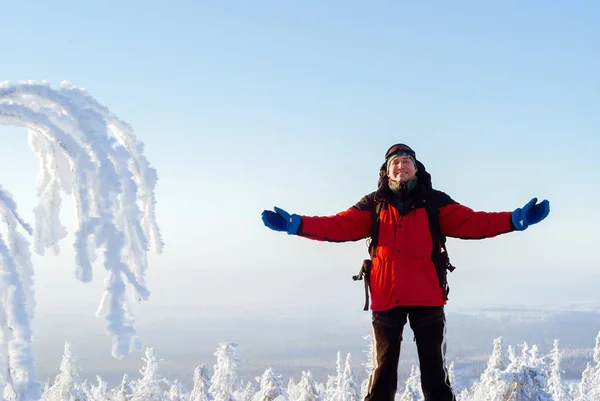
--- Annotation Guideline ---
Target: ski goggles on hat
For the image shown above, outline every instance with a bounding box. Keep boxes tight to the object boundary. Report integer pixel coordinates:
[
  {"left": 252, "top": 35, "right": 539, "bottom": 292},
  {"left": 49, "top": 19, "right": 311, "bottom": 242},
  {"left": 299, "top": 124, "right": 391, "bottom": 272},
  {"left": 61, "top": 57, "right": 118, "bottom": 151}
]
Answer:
[{"left": 385, "top": 144, "right": 415, "bottom": 160}]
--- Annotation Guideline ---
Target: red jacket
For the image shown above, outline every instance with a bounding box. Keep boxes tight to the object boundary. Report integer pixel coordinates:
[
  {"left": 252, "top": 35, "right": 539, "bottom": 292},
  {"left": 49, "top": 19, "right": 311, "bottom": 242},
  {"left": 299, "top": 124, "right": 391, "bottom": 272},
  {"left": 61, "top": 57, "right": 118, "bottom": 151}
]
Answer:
[{"left": 297, "top": 167, "right": 514, "bottom": 311}]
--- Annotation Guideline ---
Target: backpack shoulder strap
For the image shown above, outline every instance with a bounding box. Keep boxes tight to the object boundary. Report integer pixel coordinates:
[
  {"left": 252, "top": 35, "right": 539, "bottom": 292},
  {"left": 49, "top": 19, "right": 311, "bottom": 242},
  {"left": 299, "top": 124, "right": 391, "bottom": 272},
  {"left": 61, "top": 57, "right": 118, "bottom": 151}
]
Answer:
[
  {"left": 424, "top": 196, "right": 447, "bottom": 255},
  {"left": 424, "top": 191, "right": 457, "bottom": 300},
  {"left": 367, "top": 199, "right": 385, "bottom": 258}
]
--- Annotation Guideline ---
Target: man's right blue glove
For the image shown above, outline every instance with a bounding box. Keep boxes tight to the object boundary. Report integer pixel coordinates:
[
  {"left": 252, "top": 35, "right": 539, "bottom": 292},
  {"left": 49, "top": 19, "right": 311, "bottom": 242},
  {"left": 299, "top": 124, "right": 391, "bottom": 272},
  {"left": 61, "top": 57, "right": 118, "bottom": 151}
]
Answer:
[
  {"left": 261, "top": 206, "right": 302, "bottom": 235},
  {"left": 511, "top": 197, "right": 550, "bottom": 231}
]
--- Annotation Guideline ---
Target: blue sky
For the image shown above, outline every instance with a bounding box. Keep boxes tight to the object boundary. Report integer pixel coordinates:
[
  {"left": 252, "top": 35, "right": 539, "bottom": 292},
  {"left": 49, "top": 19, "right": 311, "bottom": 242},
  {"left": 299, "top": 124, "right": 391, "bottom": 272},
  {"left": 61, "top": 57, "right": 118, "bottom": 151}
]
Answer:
[{"left": 1, "top": 1, "right": 599, "bottom": 313}]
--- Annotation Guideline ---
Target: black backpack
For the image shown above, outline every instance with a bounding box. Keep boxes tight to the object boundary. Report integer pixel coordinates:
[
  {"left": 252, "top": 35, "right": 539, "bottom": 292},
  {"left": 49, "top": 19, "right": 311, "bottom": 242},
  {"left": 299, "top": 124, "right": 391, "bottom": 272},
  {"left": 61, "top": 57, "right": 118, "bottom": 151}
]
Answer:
[{"left": 352, "top": 196, "right": 456, "bottom": 310}]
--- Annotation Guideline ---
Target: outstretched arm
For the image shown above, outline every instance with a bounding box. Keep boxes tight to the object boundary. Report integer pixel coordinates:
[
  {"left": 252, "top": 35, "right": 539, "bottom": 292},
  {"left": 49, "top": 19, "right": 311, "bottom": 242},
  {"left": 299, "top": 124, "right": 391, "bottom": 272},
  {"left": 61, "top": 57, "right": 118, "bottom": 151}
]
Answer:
[
  {"left": 433, "top": 191, "right": 514, "bottom": 239},
  {"left": 298, "top": 202, "right": 373, "bottom": 242},
  {"left": 438, "top": 202, "right": 514, "bottom": 239},
  {"left": 261, "top": 194, "right": 374, "bottom": 242},
  {"left": 437, "top": 192, "right": 550, "bottom": 239}
]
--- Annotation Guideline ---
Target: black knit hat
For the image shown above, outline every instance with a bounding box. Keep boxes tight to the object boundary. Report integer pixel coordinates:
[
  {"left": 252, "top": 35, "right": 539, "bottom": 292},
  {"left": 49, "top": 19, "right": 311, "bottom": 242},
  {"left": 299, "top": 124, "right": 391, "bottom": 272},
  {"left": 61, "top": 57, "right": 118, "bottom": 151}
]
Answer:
[{"left": 385, "top": 143, "right": 416, "bottom": 160}]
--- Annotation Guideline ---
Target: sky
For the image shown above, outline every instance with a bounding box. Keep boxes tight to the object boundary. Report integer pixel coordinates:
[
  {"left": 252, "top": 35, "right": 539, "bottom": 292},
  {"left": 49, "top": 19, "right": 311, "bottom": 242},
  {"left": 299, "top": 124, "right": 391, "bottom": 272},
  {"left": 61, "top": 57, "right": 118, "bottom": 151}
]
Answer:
[{"left": 0, "top": 0, "right": 599, "bottom": 320}]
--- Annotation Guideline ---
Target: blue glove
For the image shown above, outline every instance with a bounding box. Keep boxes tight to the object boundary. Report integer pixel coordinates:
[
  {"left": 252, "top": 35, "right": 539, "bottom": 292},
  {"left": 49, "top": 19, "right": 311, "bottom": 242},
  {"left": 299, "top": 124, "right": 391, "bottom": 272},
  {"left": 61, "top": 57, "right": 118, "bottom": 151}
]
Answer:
[
  {"left": 261, "top": 206, "right": 302, "bottom": 235},
  {"left": 511, "top": 197, "right": 550, "bottom": 231}
]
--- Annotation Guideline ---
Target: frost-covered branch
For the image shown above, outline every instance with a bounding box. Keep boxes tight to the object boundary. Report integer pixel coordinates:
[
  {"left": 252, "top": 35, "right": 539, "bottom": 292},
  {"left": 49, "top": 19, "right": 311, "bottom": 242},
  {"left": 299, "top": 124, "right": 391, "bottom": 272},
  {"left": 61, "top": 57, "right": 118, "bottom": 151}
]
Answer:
[
  {"left": 0, "top": 186, "right": 40, "bottom": 401},
  {"left": 0, "top": 80, "right": 162, "bottom": 362}
]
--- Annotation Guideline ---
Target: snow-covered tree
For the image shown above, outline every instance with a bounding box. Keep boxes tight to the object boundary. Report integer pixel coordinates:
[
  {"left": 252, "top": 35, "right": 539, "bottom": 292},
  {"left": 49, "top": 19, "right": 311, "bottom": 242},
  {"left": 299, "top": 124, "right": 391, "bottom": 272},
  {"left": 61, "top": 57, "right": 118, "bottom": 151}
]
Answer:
[
  {"left": 340, "top": 354, "right": 359, "bottom": 401},
  {"left": 296, "top": 371, "right": 320, "bottom": 401},
  {"left": 110, "top": 374, "right": 132, "bottom": 401},
  {"left": 327, "top": 352, "right": 345, "bottom": 401},
  {"left": 130, "top": 348, "right": 165, "bottom": 401},
  {"left": 240, "top": 380, "right": 256, "bottom": 401},
  {"left": 167, "top": 379, "right": 189, "bottom": 401},
  {"left": 287, "top": 378, "right": 299, "bottom": 401},
  {"left": 360, "top": 335, "right": 373, "bottom": 399},
  {"left": 42, "top": 342, "right": 87, "bottom": 401},
  {"left": 499, "top": 342, "right": 552, "bottom": 401},
  {"left": 448, "top": 361, "right": 456, "bottom": 391},
  {"left": 594, "top": 330, "right": 600, "bottom": 366},
  {"left": 253, "top": 368, "right": 285, "bottom": 401},
  {"left": 324, "top": 375, "right": 336, "bottom": 401},
  {"left": 571, "top": 362, "right": 593, "bottom": 401},
  {"left": 399, "top": 365, "right": 423, "bottom": 401},
  {"left": 190, "top": 365, "right": 212, "bottom": 401},
  {"left": 568, "top": 332, "right": 600, "bottom": 401},
  {"left": 86, "top": 376, "right": 110, "bottom": 401},
  {"left": 0, "top": 81, "right": 162, "bottom": 400},
  {"left": 467, "top": 336, "right": 510, "bottom": 401},
  {"left": 590, "top": 331, "right": 600, "bottom": 401},
  {"left": 209, "top": 342, "right": 240, "bottom": 401},
  {"left": 0, "top": 186, "right": 41, "bottom": 400},
  {"left": 546, "top": 339, "right": 570, "bottom": 401},
  {"left": 507, "top": 344, "right": 517, "bottom": 366}
]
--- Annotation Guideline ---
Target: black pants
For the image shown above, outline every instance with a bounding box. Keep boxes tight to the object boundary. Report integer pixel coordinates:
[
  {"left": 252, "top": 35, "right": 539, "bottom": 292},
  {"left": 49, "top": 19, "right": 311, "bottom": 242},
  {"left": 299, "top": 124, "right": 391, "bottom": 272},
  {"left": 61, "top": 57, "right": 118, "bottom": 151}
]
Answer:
[{"left": 364, "top": 306, "right": 455, "bottom": 401}]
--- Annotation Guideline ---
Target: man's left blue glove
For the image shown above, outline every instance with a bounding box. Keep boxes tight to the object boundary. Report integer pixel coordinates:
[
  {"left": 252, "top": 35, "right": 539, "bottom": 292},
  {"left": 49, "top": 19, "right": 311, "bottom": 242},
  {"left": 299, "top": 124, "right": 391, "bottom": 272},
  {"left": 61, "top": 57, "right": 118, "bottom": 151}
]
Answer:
[
  {"left": 261, "top": 206, "right": 302, "bottom": 235},
  {"left": 511, "top": 197, "right": 550, "bottom": 231}
]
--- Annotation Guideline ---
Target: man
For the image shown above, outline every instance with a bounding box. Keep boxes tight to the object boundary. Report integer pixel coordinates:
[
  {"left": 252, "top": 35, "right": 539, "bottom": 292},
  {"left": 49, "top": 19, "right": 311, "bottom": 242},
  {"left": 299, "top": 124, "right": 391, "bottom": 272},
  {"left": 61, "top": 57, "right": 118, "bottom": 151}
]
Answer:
[{"left": 261, "top": 143, "right": 550, "bottom": 401}]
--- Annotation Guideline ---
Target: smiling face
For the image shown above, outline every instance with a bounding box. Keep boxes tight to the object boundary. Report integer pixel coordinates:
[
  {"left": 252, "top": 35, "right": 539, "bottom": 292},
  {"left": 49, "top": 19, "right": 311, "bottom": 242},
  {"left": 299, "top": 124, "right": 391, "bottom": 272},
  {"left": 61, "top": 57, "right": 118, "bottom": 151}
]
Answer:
[{"left": 387, "top": 154, "right": 417, "bottom": 182}]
